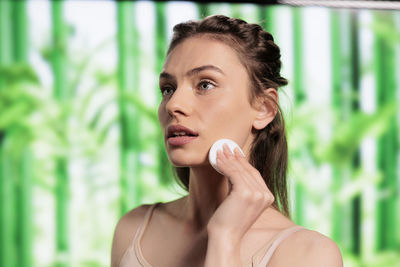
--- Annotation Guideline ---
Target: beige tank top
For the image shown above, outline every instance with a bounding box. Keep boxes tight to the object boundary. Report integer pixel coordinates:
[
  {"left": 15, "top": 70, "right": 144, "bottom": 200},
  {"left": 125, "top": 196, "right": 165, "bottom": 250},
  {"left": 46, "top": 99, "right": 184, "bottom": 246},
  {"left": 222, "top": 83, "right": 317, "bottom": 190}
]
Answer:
[{"left": 119, "top": 202, "right": 305, "bottom": 267}]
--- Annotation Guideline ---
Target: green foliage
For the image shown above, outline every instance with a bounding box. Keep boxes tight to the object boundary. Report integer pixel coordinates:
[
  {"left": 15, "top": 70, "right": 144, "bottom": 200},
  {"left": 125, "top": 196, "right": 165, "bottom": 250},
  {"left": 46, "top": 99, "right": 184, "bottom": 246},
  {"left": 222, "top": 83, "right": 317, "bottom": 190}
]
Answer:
[
  {"left": 287, "top": 100, "right": 397, "bottom": 204},
  {"left": 314, "top": 103, "right": 397, "bottom": 166},
  {"left": 287, "top": 101, "right": 397, "bottom": 167},
  {"left": 0, "top": 63, "right": 39, "bottom": 85},
  {"left": 344, "top": 250, "right": 400, "bottom": 267},
  {"left": 0, "top": 64, "right": 42, "bottom": 154}
]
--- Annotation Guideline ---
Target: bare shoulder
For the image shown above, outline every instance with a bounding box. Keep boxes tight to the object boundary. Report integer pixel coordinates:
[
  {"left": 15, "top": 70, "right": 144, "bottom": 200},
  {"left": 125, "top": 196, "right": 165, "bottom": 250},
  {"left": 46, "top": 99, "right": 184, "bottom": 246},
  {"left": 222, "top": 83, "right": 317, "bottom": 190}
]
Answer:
[
  {"left": 110, "top": 204, "right": 152, "bottom": 267},
  {"left": 267, "top": 228, "right": 343, "bottom": 267}
]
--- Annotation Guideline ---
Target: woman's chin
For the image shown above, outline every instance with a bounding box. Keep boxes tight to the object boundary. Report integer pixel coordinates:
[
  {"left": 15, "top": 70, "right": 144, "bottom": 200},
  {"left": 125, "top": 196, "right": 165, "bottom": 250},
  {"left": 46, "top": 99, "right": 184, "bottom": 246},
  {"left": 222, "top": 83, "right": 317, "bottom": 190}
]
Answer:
[{"left": 168, "top": 157, "right": 208, "bottom": 168}]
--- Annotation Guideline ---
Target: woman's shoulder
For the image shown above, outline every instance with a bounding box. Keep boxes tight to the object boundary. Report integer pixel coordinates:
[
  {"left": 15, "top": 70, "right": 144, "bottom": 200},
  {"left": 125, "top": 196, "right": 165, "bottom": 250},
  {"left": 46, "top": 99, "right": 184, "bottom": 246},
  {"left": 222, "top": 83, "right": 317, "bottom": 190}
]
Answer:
[
  {"left": 267, "top": 227, "right": 343, "bottom": 267},
  {"left": 110, "top": 203, "right": 155, "bottom": 267}
]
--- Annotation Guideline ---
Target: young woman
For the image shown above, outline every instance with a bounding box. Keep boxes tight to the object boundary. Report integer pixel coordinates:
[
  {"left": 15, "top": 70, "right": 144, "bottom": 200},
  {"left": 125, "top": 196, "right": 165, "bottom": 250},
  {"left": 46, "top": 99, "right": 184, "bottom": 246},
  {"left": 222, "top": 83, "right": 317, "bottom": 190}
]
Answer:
[{"left": 111, "top": 15, "right": 343, "bottom": 267}]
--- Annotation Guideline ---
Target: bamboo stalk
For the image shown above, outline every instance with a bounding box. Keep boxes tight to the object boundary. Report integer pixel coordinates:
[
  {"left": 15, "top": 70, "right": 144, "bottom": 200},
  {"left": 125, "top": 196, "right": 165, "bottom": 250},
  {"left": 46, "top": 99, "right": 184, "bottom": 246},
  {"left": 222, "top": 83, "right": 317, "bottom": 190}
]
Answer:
[
  {"left": 330, "top": 10, "right": 360, "bottom": 254},
  {"left": 0, "top": 0, "right": 13, "bottom": 88},
  {"left": 0, "top": 144, "right": 16, "bottom": 267},
  {"left": 1, "top": 1, "right": 29, "bottom": 267},
  {"left": 197, "top": 2, "right": 210, "bottom": 19},
  {"left": 17, "top": 149, "right": 33, "bottom": 267},
  {"left": 349, "top": 10, "right": 361, "bottom": 256},
  {"left": 11, "top": 1, "right": 33, "bottom": 266},
  {"left": 51, "top": 1, "right": 70, "bottom": 266},
  {"left": 374, "top": 10, "right": 398, "bottom": 251},
  {"left": 154, "top": 2, "right": 173, "bottom": 187},
  {"left": 258, "top": 4, "right": 275, "bottom": 35},
  {"left": 330, "top": 9, "right": 344, "bottom": 249},
  {"left": 292, "top": 7, "right": 305, "bottom": 226},
  {"left": 0, "top": 1, "right": 13, "bottom": 265},
  {"left": 12, "top": 0, "right": 28, "bottom": 63},
  {"left": 155, "top": 2, "right": 167, "bottom": 75},
  {"left": 117, "top": 1, "right": 143, "bottom": 214}
]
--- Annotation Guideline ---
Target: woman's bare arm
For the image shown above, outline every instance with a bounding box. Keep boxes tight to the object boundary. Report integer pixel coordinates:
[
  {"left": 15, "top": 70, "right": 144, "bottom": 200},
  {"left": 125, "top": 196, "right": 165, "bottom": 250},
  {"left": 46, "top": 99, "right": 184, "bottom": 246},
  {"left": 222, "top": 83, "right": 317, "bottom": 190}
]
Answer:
[
  {"left": 204, "top": 229, "right": 342, "bottom": 267},
  {"left": 267, "top": 230, "right": 343, "bottom": 267},
  {"left": 204, "top": 231, "right": 243, "bottom": 267}
]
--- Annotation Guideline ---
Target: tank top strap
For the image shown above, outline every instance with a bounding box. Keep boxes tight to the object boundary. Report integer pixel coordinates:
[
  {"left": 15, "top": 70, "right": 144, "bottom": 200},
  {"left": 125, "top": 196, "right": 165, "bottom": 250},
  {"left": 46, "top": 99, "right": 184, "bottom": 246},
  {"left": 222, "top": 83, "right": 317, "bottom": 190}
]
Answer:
[
  {"left": 255, "top": 225, "right": 306, "bottom": 267},
  {"left": 133, "top": 202, "right": 160, "bottom": 243},
  {"left": 119, "top": 203, "right": 160, "bottom": 267},
  {"left": 131, "top": 202, "right": 160, "bottom": 267}
]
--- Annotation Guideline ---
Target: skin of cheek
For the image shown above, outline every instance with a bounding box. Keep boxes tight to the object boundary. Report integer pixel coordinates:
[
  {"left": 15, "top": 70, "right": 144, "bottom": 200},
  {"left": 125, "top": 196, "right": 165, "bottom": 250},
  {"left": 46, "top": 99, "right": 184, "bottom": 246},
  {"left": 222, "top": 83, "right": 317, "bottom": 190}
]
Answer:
[{"left": 198, "top": 94, "right": 255, "bottom": 158}]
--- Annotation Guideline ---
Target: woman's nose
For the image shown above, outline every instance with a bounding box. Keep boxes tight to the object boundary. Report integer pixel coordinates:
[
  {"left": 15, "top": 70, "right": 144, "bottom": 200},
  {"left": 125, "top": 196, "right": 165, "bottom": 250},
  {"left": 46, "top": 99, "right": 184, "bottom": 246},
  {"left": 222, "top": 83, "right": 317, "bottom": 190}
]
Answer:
[{"left": 165, "top": 86, "right": 192, "bottom": 117}]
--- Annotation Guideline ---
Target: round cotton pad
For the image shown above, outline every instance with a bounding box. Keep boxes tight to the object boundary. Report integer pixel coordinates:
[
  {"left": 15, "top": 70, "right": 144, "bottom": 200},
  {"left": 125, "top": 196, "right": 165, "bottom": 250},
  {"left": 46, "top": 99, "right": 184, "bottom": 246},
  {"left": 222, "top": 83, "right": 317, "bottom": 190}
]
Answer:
[{"left": 208, "top": 139, "right": 245, "bottom": 174}]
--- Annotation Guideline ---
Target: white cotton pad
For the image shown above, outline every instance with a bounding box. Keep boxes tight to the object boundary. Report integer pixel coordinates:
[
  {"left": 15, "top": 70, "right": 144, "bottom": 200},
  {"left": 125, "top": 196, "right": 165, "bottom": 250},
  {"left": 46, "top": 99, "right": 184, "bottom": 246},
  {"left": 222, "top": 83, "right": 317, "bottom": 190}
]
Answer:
[{"left": 208, "top": 139, "right": 245, "bottom": 174}]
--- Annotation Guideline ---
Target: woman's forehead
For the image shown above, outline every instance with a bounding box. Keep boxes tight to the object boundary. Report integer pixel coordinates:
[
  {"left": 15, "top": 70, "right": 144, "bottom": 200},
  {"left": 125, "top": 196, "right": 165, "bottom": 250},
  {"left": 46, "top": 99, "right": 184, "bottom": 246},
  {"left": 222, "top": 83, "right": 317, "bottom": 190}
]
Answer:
[{"left": 162, "top": 37, "right": 245, "bottom": 76}]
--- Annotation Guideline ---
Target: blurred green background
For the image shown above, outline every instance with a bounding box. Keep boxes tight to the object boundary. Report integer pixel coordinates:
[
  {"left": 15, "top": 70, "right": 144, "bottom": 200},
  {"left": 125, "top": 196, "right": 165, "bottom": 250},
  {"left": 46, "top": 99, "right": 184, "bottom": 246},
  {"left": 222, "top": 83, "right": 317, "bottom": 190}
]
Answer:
[{"left": 0, "top": 0, "right": 399, "bottom": 266}]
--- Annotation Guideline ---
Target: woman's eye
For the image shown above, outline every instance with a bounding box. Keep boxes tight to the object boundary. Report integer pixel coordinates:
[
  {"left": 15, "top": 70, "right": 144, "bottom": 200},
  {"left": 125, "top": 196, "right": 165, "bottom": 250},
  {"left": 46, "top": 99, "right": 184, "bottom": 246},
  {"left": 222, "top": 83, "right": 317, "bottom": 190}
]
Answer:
[
  {"left": 198, "top": 80, "right": 215, "bottom": 91},
  {"left": 161, "top": 86, "right": 174, "bottom": 97}
]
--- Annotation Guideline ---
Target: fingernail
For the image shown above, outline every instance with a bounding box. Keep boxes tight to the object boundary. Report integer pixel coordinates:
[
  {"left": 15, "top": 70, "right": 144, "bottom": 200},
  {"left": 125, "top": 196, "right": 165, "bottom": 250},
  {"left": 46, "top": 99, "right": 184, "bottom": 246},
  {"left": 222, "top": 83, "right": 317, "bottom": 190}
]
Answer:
[
  {"left": 234, "top": 147, "right": 244, "bottom": 158},
  {"left": 223, "top": 144, "right": 231, "bottom": 153}
]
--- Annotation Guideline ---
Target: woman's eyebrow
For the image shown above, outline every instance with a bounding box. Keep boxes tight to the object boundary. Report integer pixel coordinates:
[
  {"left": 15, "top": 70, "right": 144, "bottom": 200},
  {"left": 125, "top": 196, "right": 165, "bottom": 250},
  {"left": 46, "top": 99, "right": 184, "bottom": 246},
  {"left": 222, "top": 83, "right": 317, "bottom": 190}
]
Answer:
[
  {"left": 159, "top": 65, "right": 225, "bottom": 80},
  {"left": 186, "top": 65, "right": 225, "bottom": 77},
  {"left": 159, "top": 72, "right": 175, "bottom": 81}
]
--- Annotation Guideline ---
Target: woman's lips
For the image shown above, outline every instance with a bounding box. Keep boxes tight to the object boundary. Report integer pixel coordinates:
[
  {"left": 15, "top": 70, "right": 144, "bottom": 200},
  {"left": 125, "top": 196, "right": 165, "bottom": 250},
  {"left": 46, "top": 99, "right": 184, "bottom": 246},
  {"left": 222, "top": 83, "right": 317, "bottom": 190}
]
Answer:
[{"left": 167, "top": 136, "right": 198, "bottom": 146}]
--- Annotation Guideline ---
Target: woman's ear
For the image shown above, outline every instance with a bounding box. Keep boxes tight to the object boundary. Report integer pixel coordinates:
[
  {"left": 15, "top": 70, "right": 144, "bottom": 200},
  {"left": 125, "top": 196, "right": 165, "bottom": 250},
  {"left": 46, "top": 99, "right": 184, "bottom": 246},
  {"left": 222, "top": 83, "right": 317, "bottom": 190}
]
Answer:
[{"left": 252, "top": 88, "right": 279, "bottom": 130}]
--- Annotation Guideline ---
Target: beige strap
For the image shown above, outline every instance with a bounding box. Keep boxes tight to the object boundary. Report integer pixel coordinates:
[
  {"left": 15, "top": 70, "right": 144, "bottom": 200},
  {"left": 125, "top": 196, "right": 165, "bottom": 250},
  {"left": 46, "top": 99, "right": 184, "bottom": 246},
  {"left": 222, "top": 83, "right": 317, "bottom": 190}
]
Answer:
[
  {"left": 133, "top": 203, "right": 160, "bottom": 266},
  {"left": 257, "top": 226, "right": 306, "bottom": 267}
]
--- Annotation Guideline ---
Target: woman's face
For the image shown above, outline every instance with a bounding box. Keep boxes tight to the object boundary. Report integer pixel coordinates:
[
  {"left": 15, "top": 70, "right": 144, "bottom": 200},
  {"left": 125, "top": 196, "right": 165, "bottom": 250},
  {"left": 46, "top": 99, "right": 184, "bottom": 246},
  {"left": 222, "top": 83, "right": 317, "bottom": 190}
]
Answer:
[{"left": 158, "top": 36, "right": 260, "bottom": 167}]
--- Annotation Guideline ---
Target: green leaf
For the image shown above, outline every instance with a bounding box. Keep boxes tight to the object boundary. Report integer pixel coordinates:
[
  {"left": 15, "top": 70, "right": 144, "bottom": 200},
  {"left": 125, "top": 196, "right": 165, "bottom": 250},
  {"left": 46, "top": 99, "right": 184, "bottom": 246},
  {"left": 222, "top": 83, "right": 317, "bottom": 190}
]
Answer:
[
  {"left": 0, "top": 63, "right": 40, "bottom": 85},
  {"left": 121, "top": 92, "right": 158, "bottom": 123}
]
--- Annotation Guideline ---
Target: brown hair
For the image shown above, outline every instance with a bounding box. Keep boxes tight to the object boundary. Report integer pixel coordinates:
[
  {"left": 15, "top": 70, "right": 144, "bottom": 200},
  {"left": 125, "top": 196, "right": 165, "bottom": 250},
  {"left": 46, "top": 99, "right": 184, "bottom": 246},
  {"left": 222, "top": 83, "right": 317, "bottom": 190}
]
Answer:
[{"left": 166, "top": 15, "right": 290, "bottom": 217}]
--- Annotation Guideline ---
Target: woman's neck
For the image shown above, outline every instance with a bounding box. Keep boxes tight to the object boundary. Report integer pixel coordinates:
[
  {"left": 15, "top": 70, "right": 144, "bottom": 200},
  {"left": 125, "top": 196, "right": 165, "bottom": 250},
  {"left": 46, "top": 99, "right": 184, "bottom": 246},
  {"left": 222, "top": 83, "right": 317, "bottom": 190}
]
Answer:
[{"left": 180, "top": 165, "right": 229, "bottom": 232}]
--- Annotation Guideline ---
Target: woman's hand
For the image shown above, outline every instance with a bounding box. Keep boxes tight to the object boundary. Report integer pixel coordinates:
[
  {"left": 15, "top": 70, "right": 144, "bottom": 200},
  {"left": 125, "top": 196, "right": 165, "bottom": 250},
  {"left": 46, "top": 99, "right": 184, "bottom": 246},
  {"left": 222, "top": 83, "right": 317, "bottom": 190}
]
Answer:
[
  {"left": 204, "top": 143, "right": 275, "bottom": 266},
  {"left": 206, "top": 144, "right": 275, "bottom": 244}
]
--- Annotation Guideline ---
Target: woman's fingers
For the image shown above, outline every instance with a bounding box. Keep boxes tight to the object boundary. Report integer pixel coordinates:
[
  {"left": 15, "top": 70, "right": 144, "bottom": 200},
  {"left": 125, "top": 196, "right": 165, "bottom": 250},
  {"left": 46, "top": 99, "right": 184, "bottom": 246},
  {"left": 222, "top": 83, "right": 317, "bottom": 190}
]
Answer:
[
  {"left": 217, "top": 144, "right": 275, "bottom": 207},
  {"left": 217, "top": 145, "right": 264, "bottom": 195},
  {"left": 216, "top": 147, "right": 247, "bottom": 188},
  {"left": 233, "top": 148, "right": 267, "bottom": 190},
  {"left": 232, "top": 147, "right": 263, "bottom": 189}
]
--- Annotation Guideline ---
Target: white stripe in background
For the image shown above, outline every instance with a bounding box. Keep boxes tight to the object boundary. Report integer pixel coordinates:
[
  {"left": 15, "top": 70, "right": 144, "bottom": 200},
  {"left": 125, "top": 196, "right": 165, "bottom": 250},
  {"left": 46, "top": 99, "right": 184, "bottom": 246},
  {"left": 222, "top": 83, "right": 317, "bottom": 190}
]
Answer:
[{"left": 278, "top": 1, "right": 400, "bottom": 10}]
